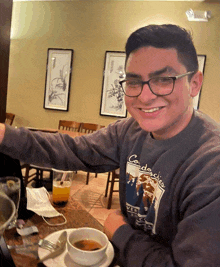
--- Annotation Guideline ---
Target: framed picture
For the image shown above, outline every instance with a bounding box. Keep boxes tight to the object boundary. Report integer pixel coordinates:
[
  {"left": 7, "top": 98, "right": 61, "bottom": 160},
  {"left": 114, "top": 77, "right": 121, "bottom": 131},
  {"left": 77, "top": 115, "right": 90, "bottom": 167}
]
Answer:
[
  {"left": 193, "top": 55, "right": 206, "bottom": 110},
  {"left": 100, "top": 51, "right": 127, "bottom": 118},
  {"left": 44, "top": 48, "right": 74, "bottom": 111}
]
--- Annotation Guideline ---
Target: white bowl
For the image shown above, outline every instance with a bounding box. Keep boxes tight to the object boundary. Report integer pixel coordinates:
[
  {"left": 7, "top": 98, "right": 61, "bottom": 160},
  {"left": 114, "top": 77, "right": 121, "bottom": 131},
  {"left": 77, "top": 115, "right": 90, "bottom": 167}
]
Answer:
[{"left": 67, "top": 227, "right": 109, "bottom": 266}]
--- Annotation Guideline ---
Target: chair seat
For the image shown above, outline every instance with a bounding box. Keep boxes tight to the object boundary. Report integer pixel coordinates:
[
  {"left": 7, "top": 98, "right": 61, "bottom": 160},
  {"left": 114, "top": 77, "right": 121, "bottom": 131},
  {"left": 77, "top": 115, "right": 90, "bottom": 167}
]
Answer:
[{"left": 29, "top": 164, "right": 52, "bottom": 171}]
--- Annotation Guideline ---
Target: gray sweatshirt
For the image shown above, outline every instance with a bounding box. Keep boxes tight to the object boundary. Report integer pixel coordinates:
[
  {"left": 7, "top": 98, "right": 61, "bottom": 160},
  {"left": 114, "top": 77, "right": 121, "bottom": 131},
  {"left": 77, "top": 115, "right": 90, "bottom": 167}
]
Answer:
[{"left": 1, "top": 110, "right": 220, "bottom": 266}]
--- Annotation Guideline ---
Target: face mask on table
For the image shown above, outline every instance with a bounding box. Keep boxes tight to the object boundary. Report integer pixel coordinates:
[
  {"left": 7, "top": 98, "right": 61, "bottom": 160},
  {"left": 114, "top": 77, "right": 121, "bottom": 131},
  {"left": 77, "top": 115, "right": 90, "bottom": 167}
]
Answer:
[{"left": 26, "top": 187, "right": 67, "bottom": 226}]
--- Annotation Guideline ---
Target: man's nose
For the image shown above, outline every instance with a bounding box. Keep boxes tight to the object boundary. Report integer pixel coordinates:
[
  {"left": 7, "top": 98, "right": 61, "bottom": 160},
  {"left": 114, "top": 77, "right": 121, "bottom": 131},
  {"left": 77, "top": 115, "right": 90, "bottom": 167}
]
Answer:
[{"left": 137, "top": 83, "right": 157, "bottom": 102}]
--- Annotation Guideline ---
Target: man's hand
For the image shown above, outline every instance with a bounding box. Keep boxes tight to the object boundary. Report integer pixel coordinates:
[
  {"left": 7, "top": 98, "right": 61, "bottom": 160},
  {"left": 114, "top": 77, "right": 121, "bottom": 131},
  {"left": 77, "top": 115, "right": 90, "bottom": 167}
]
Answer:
[
  {"left": 0, "top": 123, "right": 5, "bottom": 144},
  {"left": 104, "top": 210, "right": 127, "bottom": 240}
]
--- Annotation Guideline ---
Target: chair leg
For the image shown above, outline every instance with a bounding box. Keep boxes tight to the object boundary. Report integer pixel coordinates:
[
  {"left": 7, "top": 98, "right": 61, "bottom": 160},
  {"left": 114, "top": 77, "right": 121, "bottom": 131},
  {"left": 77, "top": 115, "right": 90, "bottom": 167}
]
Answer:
[
  {"left": 39, "top": 170, "right": 44, "bottom": 187},
  {"left": 36, "top": 169, "right": 44, "bottom": 187},
  {"left": 23, "top": 164, "right": 30, "bottom": 187},
  {"left": 35, "top": 169, "right": 40, "bottom": 187},
  {"left": 105, "top": 172, "right": 111, "bottom": 197},
  {"left": 95, "top": 173, "right": 98, "bottom": 178},
  {"left": 86, "top": 172, "right": 90, "bottom": 185},
  {"left": 49, "top": 170, "right": 53, "bottom": 181},
  {"left": 107, "top": 174, "right": 115, "bottom": 209},
  {"left": 50, "top": 170, "right": 53, "bottom": 189}
]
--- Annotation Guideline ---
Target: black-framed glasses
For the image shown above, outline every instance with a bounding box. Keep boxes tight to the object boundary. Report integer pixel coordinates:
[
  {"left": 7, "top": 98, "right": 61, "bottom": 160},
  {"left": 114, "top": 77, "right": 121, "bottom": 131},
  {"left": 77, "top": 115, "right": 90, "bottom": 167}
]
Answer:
[{"left": 119, "top": 71, "right": 195, "bottom": 97}]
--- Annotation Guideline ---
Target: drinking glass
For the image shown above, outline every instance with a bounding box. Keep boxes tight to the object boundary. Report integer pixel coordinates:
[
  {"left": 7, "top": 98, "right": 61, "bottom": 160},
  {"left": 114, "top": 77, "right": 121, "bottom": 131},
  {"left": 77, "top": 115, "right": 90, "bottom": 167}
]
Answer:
[
  {"left": 0, "top": 177, "right": 20, "bottom": 229},
  {"left": 52, "top": 169, "right": 73, "bottom": 206},
  {"left": 0, "top": 191, "right": 16, "bottom": 235}
]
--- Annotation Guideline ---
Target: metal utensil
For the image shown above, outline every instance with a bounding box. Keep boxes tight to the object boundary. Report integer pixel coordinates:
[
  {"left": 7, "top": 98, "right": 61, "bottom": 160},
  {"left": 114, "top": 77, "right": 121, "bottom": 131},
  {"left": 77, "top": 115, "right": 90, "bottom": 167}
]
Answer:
[
  {"left": 8, "top": 243, "right": 36, "bottom": 250},
  {"left": 38, "top": 239, "right": 58, "bottom": 251},
  {"left": 38, "top": 231, "right": 67, "bottom": 263},
  {"left": 8, "top": 238, "right": 58, "bottom": 251}
]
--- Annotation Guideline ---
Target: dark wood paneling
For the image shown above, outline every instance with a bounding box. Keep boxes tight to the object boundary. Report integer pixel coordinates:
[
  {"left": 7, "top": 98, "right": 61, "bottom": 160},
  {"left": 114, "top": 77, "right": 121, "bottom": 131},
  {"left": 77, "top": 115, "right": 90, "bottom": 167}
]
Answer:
[{"left": 0, "top": 0, "right": 13, "bottom": 122}]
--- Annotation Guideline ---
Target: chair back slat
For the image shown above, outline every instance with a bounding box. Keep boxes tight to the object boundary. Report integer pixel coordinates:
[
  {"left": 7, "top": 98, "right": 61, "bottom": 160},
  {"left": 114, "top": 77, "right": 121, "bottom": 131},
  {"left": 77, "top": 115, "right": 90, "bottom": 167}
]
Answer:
[
  {"left": 58, "top": 120, "right": 81, "bottom": 132},
  {"left": 79, "top": 123, "right": 100, "bottom": 134}
]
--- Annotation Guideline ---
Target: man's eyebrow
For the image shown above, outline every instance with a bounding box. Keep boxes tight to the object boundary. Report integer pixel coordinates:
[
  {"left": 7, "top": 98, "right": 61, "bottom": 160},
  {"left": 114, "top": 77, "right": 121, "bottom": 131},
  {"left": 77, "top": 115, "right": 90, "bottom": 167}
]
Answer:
[
  {"left": 148, "top": 66, "right": 176, "bottom": 78},
  {"left": 125, "top": 73, "right": 142, "bottom": 79},
  {"left": 125, "top": 66, "right": 177, "bottom": 80}
]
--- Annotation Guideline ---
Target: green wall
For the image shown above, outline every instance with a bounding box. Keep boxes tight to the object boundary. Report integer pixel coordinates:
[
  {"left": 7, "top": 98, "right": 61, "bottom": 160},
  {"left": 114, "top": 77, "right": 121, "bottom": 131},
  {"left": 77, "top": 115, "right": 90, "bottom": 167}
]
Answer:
[{"left": 7, "top": 0, "right": 220, "bottom": 128}]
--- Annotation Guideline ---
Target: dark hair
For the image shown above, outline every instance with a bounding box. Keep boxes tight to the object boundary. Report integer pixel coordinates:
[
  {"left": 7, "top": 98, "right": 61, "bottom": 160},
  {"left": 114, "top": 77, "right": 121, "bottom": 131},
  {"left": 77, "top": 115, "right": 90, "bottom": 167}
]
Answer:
[{"left": 125, "top": 24, "right": 198, "bottom": 79}]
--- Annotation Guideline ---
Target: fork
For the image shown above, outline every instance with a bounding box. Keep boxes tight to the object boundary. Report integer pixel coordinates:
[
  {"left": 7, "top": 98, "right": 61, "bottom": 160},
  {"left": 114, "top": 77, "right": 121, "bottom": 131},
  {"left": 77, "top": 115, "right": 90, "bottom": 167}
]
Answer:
[
  {"left": 7, "top": 239, "right": 55, "bottom": 250},
  {"left": 38, "top": 239, "right": 58, "bottom": 251}
]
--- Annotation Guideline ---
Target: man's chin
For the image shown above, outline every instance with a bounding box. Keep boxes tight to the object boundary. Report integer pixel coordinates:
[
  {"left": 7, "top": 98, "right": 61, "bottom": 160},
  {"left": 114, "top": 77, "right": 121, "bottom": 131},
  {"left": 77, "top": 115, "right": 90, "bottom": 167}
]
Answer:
[{"left": 137, "top": 121, "right": 159, "bottom": 133}]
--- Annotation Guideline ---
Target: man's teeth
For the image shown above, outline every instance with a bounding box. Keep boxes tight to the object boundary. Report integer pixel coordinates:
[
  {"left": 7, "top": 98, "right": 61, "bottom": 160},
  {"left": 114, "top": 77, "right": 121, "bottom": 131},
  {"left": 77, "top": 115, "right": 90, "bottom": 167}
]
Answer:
[{"left": 141, "top": 107, "right": 161, "bottom": 113}]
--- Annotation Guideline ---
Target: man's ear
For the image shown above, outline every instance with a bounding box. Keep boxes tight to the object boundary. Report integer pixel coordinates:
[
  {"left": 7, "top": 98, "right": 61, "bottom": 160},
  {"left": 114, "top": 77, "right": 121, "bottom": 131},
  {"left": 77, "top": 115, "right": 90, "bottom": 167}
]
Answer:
[{"left": 189, "top": 71, "right": 203, "bottom": 97}]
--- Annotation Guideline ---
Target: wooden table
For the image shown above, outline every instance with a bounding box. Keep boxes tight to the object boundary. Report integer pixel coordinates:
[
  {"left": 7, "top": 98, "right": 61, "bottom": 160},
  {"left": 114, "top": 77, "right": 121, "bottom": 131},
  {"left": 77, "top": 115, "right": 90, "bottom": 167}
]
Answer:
[
  {"left": 3, "top": 190, "right": 119, "bottom": 267},
  {"left": 26, "top": 127, "right": 86, "bottom": 138},
  {"left": 10, "top": 128, "right": 120, "bottom": 266},
  {"left": 58, "top": 130, "right": 85, "bottom": 138},
  {"left": 26, "top": 127, "right": 59, "bottom": 133}
]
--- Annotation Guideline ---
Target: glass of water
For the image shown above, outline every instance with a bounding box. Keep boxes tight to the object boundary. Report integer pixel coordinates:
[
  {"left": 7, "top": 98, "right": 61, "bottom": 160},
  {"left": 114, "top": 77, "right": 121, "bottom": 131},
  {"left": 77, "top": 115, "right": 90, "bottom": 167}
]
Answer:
[{"left": 0, "top": 177, "right": 20, "bottom": 229}]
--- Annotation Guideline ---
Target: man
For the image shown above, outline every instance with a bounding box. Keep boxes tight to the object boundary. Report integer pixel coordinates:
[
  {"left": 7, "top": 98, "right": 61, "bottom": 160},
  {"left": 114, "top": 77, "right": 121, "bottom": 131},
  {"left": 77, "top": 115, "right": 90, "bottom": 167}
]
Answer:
[{"left": 0, "top": 24, "right": 220, "bottom": 266}]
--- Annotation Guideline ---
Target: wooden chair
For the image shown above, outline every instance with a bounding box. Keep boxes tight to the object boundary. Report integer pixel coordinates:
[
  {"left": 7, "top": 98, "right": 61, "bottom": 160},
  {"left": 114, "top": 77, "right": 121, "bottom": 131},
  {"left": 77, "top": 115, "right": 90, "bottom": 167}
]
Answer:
[
  {"left": 5, "top": 113, "right": 15, "bottom": 125},
  {"left": 21, "top": 163, "right": 53, "bottom": 188},
  {"left": 58, "top": 120, "right": 81, "bottom": 132},
  {"left": 79, "top": 122, "right": 101, "bottom": 184},
  {"left": 59, "top": 120, "right": 81, "bottom": 174},
  {"left": 23, "top": 121, "right": 82, "bottom": 188},
  {"left": 105, "top": 169, "right": 120, "bottom": 209},
  {"left": 21, "top": 128, "right": 57, "bottom": 188},
  {"left": 21, "top": 163, "right": 37, "bottom": 187}
]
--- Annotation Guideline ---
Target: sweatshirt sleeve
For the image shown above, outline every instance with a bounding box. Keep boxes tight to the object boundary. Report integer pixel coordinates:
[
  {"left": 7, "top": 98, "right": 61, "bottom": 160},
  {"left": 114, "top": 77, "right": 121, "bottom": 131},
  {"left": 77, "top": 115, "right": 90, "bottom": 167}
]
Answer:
[
  {"left": 0, "top": 123, "right": 122, "bottom": 172},
  {"left": 112, "top": 167, "right": 220, "bottom": 267},
  {"left": 112, "top": 224, "right": 175, "bottom": 266}
]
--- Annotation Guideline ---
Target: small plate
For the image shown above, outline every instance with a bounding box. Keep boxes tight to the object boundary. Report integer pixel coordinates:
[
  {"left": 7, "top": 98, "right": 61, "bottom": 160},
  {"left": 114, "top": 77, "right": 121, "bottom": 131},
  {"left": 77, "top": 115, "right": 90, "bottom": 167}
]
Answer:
[{"left": 38, "top": 229, "right": 114, "bottom": 267}]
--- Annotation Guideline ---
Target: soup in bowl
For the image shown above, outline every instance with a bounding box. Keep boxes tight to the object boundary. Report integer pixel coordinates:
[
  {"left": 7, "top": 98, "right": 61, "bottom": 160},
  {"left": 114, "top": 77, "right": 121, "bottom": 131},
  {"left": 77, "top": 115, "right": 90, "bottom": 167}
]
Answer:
[{"left": 67, "top": 227, "right": 108, "bottom": 266}]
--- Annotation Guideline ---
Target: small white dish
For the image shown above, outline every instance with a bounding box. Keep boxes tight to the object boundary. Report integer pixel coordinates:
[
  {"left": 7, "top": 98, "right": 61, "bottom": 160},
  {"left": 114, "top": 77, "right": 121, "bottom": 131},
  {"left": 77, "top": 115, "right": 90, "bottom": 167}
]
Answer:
[
  {"left": 67, "top": 227, "right": 108, "bottom": 266},
  {"left": 38, "top": 229, "right": 114, "bottom": 267}
]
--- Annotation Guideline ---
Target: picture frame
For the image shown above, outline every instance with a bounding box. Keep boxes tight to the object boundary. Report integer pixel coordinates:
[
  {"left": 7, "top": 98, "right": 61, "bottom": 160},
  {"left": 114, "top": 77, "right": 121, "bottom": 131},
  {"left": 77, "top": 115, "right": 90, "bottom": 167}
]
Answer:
[
  {"left": 100, "top": 51, "right": 127, "bottom": 118},
  {"left": 44, "top": 48, "right": 74, "bottom": 111},
  {"left": 193, "top": 55, "right": 206, "bottom": 110}
]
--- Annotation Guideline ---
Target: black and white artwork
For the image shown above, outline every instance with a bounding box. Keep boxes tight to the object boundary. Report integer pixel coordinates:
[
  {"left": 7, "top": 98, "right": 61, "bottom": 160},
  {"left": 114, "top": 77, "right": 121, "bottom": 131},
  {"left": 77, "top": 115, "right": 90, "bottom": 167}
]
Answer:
[
  {"left": 100, "top": 51, "right": 127, "bottom": 118},
  {"left": 44, "top": 48, "right": 73, "bottom": 111},
  {"left": 193, "top": 55, "right": 206, "bottom": 110}
]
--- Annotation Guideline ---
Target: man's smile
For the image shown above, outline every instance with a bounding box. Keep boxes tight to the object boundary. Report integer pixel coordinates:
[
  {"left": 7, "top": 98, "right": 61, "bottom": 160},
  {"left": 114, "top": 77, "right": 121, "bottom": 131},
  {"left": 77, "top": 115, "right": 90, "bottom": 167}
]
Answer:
[{"left": 139, "top": 107, "right": 164, "bottom": 113}]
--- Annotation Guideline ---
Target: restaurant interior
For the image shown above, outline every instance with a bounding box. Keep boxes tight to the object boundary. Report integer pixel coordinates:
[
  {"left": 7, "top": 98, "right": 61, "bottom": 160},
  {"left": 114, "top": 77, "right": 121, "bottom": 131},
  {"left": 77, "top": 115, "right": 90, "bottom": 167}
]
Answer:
[
  {"left": 0, "top": 0, "right": 220, "bottom": 266},
  {"left": 6, "top": 0, "right": 220, "bottom": 222},
  {"left": 6, "top": 0, "right": 220, "bottom": 128}
]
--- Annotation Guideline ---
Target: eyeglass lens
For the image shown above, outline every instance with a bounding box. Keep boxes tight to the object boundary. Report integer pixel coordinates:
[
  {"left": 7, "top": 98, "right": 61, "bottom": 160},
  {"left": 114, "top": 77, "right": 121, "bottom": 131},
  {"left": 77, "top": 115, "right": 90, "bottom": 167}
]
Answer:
[{"left": 121, "top": 77, "right": 174, "bottom": 97}]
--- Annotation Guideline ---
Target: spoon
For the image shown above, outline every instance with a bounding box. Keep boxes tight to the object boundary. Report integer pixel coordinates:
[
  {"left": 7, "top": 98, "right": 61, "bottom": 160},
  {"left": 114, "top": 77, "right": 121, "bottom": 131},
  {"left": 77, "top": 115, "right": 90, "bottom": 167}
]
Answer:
[
  {"left": 56, "top": 230, "right": 67, "bottom": 248},
  {"left": 38, "top": 230, "right": 67, "bottom": 263}
]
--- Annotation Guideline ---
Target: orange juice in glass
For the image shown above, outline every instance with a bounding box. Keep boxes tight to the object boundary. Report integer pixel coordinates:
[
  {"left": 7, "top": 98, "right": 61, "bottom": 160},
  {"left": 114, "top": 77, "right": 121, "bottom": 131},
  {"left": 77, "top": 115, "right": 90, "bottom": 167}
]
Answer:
[{"left": 52, "top": 169, "right": 73, "bottom": 206}]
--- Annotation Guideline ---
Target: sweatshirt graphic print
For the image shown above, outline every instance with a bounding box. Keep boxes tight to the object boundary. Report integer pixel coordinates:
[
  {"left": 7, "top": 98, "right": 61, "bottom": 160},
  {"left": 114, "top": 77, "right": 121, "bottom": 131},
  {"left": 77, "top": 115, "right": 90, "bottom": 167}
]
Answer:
[{"left": 126, "top": 154, "right": 165, "bottom": 234}]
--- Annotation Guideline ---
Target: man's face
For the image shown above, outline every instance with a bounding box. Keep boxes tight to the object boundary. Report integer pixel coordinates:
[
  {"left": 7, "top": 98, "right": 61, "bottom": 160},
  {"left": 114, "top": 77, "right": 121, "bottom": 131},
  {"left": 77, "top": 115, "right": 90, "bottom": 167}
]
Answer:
[{"left": 125, "top": 46, "right": 201, "bottom": 140}]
